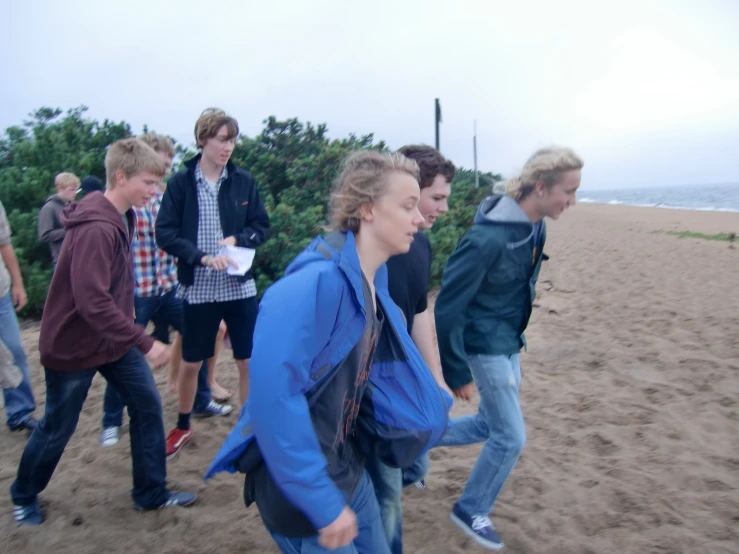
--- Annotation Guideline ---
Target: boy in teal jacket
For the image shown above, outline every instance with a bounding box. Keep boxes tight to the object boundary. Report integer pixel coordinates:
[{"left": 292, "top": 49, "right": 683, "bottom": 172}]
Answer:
[{"left": 435, "top": 146, "right": 583, "bottom": 550}]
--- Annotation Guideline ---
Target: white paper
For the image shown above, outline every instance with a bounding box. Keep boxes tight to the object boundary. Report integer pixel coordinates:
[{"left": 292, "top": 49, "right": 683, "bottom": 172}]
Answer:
[{"left": 218, "top": 245, "right": 256, "bottom": 276}]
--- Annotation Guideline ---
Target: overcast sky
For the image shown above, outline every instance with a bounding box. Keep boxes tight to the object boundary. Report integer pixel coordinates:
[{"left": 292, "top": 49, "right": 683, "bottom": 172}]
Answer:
[{"left": 2, "top": 0, "right": 738, "bottom": 190}]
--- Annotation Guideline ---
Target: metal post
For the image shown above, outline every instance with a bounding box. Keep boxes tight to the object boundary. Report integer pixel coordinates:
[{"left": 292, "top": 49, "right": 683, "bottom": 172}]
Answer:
[
  {"left": 474, "top": 120, "right": 480, "bottom": 188},
  {"left": 435, "top": 98, "right": 441, "bottom": 150}
]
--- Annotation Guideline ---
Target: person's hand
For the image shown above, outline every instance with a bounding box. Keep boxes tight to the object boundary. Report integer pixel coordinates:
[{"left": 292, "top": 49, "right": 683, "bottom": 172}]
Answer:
[
  {"left": 145, "top": 340, "right": 170, "bottom": 369},
  {"left": 318, "top": 506, "right": 357, "bottom": 550},
  {"left": 218, "top": 236, "right": 237, "bottom": 247},
  {"left": 11, "top": 284, "right": 27, "bottom": 312},
  {"left": 453, "top": 382, "right": 476, "bottom": 402},
  {"left": 202, "top": 255, "right": 238, "bottom": 271}
]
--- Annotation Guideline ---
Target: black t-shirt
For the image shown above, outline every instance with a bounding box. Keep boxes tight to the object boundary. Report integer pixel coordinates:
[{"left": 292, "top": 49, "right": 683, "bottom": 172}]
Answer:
[
  {"left": 386, "top": 231, "right": 431, "bottom": 335},
  {"left": 247, "top": 272, "right": 384, "bottom": 538},
  {"left": 316, "top": 273, "right": 382, "bottom": 500}
]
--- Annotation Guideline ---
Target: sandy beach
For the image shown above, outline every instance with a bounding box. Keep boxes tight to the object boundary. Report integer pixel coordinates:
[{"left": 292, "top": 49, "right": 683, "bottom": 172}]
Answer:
[{"left": 1, "top": 202, "right": 738, "bottom": 554}]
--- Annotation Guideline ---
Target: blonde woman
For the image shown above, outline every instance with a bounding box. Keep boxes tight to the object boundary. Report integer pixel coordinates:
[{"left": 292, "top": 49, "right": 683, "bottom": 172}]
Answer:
[
  {"left": 207, "top": 150, "right": 452, "bottom": 553},
  {"left": 434, "top": 146, "right": 583, "bottom": 550}
]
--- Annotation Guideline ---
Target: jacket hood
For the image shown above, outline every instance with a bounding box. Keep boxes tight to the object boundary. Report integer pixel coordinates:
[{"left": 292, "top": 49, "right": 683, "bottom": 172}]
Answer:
[
  {"left": 61, "top": 191, "right": 129, "bottom": 236},
  {"left": 44, "top": 194, "right": 68, "bottom": 207},
  {"left": 285, "top": 230, "right": 389, "bottom": 314},
  {"left": 474, "top": 194, "right": 541, "bottom": 250}
]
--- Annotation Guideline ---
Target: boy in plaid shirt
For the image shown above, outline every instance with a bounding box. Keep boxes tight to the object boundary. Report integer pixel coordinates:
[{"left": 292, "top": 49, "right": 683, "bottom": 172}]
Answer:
[{"left": 100, "top": 133, "right": 232, "bottom": 448}]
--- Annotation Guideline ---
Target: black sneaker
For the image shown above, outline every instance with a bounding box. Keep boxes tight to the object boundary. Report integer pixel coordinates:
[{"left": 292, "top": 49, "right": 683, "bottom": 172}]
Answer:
[
  {"left": 13, "top": 501, "right": 43, "bottom": 526},
  {"left": 10, "top": 416, "right": 38, "bottom": 433},
  {"left": 135, "top": 491, "right": 196, "bottom": 511},
  {"left": 450, "top": 503, "right": 504, "bottom": 550}
]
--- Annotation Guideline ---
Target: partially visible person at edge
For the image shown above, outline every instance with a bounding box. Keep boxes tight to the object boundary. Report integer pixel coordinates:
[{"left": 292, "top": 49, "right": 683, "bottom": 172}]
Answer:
[
  {"left": 155, "top": 107, "right": 270, "bottom": 460},
  {"left": 10, "top": 138, "right": 196, "bottom": 526},
  {"left": 37, "top": 172, "right": 79, "bottom": 270},
  {"left": 366, "top": 144, "right": 456, "bottom": 554},
  {"left": 242, "top": 150, "right": 429, "bottom": 553},
  {"left": 99, "top": 132, "right": 232, "bottom": 450},
  {"left": 77, "top": 175, "right": 104, "bottom": 199},
  {"left": 434, "top": 146, "right": 583, "bottom": 550},
  {"left": 0, "top": 200, "right": 37, "bottom": 433}
]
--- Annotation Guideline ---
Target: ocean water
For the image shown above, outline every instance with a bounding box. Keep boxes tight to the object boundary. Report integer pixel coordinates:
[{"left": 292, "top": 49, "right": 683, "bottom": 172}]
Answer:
[{"left": 578, "top": 183, "right": 739, "bottom": 213}]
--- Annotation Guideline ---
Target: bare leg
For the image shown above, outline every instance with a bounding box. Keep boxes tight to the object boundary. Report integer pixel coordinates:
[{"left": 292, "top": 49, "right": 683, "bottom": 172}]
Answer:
[
  {"left": 177, "top": 360, "right": 202, "bottom": 414},
  {"left": 168, "top": 333, "right": 183, "bottom": 395},
  {"left": 236, "top": 358, "right": 250, "bottom": 405},
  {"left": 209, "top": 321, "right": 231, "bottom": 402}
]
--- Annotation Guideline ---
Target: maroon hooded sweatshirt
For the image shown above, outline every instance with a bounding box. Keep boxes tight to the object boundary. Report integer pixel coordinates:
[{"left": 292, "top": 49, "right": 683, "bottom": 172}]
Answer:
[{"left": 39, "top": 191, "right": 155, "bottom": 371}]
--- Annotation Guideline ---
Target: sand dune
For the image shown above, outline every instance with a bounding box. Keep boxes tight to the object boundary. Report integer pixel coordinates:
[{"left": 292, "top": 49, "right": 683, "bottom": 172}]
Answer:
[{"left": 2, "top": 203, "right": 738, "bottom": 553}]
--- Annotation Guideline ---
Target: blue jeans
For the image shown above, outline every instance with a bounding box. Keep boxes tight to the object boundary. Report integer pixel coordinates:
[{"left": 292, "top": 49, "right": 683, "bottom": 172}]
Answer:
[
  {"left": 11, "top": 349, "right": 169, "bottom": 508},
  {"left": 102, "top": 291, "right": 211, "bottom": 428},
  {"left": 366, "top": 454, "right": 429, "bottom": 554},
  {"left": 0, "top": 292, "right": 36, "bottom": 428},
  {"left": 269, "top": 471, "right": 391, "bottom": 554},
  {"left": 437, "top": 354, "right": 526, "bottom": 516}
]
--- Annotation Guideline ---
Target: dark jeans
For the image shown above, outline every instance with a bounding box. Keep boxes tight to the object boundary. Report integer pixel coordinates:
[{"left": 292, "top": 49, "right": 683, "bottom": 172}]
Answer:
[
  {"left": 11, "top": 349, "right": 169, "bottom": 509},
  {"left": 102, "top": 291, "right": 211, "bottom": 428},
  {"left": 150, "top": 309, "right": 171, "bottom": 343}
]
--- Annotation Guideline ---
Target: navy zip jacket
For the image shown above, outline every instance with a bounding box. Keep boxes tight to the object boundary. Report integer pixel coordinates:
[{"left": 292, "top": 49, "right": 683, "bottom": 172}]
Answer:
[{"left": 155, "top": 154, "right": 270, "bottom": 285}]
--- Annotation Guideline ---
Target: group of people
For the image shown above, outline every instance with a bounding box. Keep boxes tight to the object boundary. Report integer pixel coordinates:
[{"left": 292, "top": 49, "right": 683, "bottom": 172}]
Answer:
[{"left": 2, "top": 105, "right": 583, "bottom": 553}]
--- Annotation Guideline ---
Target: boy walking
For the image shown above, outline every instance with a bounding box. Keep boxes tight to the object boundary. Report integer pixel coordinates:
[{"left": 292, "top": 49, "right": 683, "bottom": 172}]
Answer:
[
  {"left": 156, "top": 108, "right": 269, "bottom": 459},
  {"left": 100, "top": 132, "right": 231, "bottom": 448},
  {"left": 435, "top": 147, "right": 583, "bottom": 549},
  {"left": 37, "top": 172, "right": 80, "bottom": 268},
  {"left": 10, "top": 138, "right": 196, "bottom": 526}
]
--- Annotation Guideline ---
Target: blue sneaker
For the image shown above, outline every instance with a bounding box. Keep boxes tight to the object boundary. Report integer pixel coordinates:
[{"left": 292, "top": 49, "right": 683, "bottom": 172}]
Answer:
[
  {"left": 450, "top": 503, "right": 504, "bottom": 550},
  {"left": 193, "top": 400, "right": 233, "bottom": 418},
  {"left": 100, "top": 426, "right": 120, "bottom": 447},
  {"left": 9, "top": 416, "right": 38, "bottom": 433},
  {"left": 135, "top": 491, "right": 196, "bottom": 511},
  {"left": 13, "top": 501, "right": 43, "bottom": 526}
]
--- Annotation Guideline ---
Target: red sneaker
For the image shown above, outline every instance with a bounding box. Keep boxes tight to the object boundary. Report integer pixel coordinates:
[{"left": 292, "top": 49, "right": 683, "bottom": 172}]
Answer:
[{"left": 166, "top": 427, "right": 193, "bottom": 460}]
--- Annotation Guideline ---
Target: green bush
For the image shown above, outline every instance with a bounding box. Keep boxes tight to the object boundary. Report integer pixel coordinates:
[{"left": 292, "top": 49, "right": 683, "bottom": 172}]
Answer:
[{"left": 0, "top": 107, "right": 500, "bottom": 316}]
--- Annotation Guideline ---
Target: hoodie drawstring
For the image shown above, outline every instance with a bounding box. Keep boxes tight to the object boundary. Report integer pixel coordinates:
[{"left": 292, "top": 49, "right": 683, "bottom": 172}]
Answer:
[{"left": 506, "top": 227, "right": 535, "bottom": 250}]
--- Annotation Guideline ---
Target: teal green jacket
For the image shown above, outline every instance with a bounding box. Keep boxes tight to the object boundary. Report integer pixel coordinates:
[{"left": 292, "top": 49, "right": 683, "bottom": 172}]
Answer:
[{"left": 435, "top": 195, "right": 546, "bottom": 390}]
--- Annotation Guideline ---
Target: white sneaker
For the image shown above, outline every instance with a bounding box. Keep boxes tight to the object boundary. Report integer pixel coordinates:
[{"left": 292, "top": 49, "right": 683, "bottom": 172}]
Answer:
[{"left": 101, "top": 426, "right": 120, "bottom": 447}]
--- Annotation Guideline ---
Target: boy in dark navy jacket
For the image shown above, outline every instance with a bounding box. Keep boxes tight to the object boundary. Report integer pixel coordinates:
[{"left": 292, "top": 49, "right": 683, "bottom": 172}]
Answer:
[{"left": 156, "top": 108, "right": 269, "bottom": 460}]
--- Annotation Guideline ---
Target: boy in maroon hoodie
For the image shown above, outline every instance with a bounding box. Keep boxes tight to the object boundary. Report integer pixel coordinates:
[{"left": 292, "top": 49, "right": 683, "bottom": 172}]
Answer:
[{"left": 10, "top": 138, "right": 196, "bottom": 526}]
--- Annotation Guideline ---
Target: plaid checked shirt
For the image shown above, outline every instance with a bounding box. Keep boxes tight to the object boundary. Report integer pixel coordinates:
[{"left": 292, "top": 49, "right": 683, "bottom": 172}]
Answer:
[
  {"left": 132, "top": 191, "right": 178, "bottom": 297},
  {"left": 177, "top": 163, "right": 257, "bottom": 304}
]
